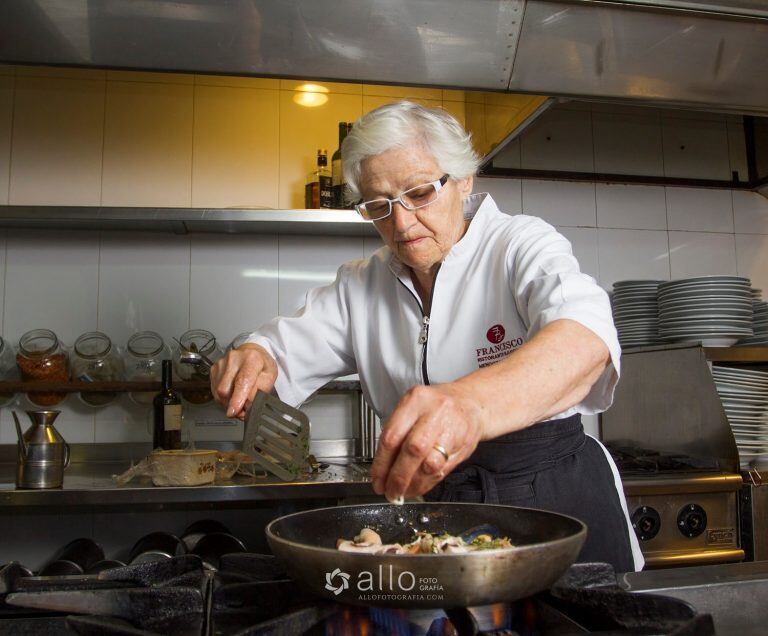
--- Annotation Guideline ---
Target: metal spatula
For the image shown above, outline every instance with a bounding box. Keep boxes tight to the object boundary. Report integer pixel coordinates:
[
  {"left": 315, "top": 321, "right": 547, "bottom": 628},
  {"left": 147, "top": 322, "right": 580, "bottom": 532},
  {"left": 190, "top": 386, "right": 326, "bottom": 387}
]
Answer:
[{"left": 242, "top": 391, "right": 310, "bottom": 481}]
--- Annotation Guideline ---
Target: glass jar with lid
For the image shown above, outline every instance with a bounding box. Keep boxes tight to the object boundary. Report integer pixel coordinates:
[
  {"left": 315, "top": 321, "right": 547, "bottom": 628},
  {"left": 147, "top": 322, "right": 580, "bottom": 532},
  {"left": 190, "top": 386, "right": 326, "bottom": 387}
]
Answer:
[
  {"left": 71, "top": 331, "right": 125, "bottom": 407},
  {"left": 0, "top": 336, "right": 20, "bottom": 407},
  {"left": 123, "top": 331, "right": 171, "bottom": 405},
  {"left": 173, "top": 329, "right": 223, "bottom": 404},
  {"left": 16, "top": 329, "right": 70, "bottom": 406}
]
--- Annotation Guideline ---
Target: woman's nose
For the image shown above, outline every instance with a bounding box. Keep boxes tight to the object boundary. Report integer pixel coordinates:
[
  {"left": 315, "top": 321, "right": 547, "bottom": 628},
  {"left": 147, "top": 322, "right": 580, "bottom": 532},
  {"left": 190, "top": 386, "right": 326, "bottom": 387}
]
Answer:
[{"left": 391, "top": 201, "right": 416, "bottom": 231}]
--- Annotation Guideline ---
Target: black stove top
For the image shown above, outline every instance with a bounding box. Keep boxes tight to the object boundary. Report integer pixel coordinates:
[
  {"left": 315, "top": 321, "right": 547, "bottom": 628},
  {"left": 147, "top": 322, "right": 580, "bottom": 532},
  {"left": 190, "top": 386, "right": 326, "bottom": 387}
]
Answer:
[
  {"left": 607, "top": 445, "right": 721, "bottom": 476},
  {"left": 0, "top": 555, "right": 714, "bottom": 635}
]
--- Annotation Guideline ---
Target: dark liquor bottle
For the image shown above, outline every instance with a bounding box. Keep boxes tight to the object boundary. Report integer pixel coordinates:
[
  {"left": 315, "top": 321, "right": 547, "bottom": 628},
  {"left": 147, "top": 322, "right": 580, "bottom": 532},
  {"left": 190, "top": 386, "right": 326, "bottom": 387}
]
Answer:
[
  {"left": 305, "top": 149, "right": 331, "bottom": 208},
  {"left": 153, "top": 360, "right": 182, "bottom": 450},
  {"left": 331, "top": 122, "right": 350, "bottom": 208},
  {"left": 318, "top": 149, "right": 333, "bottom": 208}
]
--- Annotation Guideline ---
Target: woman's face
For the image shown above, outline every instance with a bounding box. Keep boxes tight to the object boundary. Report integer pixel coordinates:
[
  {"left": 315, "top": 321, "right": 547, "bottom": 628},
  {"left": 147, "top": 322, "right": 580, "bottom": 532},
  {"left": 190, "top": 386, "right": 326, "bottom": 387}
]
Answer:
[{"left": 359, "top": 144, "right": 473, "bottom": 275}]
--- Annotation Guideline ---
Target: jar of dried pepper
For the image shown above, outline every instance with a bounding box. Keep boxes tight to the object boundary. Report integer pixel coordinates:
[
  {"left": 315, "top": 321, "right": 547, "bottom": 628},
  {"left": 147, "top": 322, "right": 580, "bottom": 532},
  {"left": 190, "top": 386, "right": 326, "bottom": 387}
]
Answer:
[
  {"left": 0, "top": 336, "right": 20, "bottom": 406},
  {"left": 124, "top": 331, "right": 170, "bottom": 405},
  {"left": 72, "top": 331, "right": 124, "bottom": 407},
  {"left": 17, "top": 329, "right": 70, "bottom": 406},
  {"left": 173, "top": 329, "right": 223, "bottom": 405}
]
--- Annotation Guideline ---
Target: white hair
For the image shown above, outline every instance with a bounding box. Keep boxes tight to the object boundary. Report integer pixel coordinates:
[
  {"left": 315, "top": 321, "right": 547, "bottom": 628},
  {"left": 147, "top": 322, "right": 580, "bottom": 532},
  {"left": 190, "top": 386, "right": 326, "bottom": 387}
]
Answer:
[{"left": 341, "top": 100, "right": 481, "bottom": 202}]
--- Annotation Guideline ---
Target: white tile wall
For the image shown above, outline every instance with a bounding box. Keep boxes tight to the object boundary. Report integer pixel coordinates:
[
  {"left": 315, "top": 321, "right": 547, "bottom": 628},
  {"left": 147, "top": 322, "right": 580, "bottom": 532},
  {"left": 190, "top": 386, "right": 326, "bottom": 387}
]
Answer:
[
  {"left": 668, "top": 232, "right": 738, "bottom": 278},
  {"left": 190, "top": 233, "right": 279, "bottom": 346},
  {"left": 522, "top": 180, "right": 596, "bottom": 227},
  {"left": 94, "top": 397, "right": 153, "bottom": 444},
  {"left": 592, "top": 112, "right": 663, "bottom": 176},
  {"left": 492, "top": 137, "right": 521, "bottom": 170},
  {"left": 4, "top": 230, "right": 99, "bottom": 344},
  {"left": 662, "top": 118, "right": 731, "bottom": 180},
  {"left": 473, "top": 177, "right": 522, "bottom": 215},
  {"left": 277, "top": 235, "right": 364, "bottom": 316},
  {"left": 556, "top": 227, "right": 599, "bottom": 281},
  {"left": 521, "top": 108, "right": 594, "bottom": 172},
  {"left": 666, "top": 187, "right": 734, "bottom": 233},
  {"left": 733, "top": 191, "right": 768, "bottom": 235},
  {"left": 597, "top": 229, "right": 671, "bottom": 289},
  {"left": 736, "top": 234, "right": 768, "bottom": 293},
  {"left": 98, "top": 232, "right": 191, "bottom": 344},
  {"left": 595, "top": 184, "right": 667, "bottom": 230}
]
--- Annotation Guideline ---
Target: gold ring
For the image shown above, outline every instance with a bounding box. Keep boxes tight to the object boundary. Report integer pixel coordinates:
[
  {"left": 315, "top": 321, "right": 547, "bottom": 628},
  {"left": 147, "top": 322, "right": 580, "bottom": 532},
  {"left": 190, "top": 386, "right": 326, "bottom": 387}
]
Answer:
[{"left": 433, "top": 444, "right": 450, "bottom": 461}]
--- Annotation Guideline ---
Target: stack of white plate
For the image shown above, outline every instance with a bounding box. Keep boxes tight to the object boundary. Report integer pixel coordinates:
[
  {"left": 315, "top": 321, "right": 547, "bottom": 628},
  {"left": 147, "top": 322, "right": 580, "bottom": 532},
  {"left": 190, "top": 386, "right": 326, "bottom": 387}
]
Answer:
[
  {"left": 738, "top": 291, "right": 768, "bottom": 346},
  {"left": 657, "top": 276, "right": 754, "bottom": 347},
  {"left": 712, "top": 365, "right": 768, "bottom": 466},
  {"left": 611, "top": 280, "right": 662, "bottom": 348}
]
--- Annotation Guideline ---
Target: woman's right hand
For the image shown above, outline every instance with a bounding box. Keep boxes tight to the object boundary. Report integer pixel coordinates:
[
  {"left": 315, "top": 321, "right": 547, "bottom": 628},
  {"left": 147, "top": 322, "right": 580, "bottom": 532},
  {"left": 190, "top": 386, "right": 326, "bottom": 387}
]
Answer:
[{"left": 210, "top": 343, "right": 278, "bottom": 420}]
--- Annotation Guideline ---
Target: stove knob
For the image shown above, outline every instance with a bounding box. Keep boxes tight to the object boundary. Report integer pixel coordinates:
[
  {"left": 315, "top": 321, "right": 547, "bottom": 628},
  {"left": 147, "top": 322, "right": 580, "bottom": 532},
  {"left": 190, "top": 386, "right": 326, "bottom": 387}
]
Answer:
[
  {"left": 677, "top": 504, "right": 707, "bottom": 538},
  {"left": 631, "top": 506, "right": 661, "bottom": 541}
]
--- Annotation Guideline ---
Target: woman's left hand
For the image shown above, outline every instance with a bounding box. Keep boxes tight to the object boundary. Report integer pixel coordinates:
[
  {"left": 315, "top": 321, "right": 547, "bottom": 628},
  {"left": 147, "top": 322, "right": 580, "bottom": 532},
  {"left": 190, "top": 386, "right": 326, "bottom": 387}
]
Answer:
[{"left": 370, "top": 383, "right": 486, "bottom": 502}]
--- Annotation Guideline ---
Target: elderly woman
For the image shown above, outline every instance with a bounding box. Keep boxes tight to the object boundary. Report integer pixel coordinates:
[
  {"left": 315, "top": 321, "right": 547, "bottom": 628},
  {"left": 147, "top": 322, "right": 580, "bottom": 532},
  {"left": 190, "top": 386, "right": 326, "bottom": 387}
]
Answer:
[{"left": 211, "top": 101, "right": 642, "bottom": 572}]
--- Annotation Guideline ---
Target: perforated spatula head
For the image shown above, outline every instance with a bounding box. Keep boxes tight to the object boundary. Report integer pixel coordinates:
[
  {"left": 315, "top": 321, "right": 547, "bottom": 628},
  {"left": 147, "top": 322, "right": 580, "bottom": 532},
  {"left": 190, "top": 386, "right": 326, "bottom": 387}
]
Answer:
[{"left": 242, "top": 391, "right": 310, "bottom": 481}]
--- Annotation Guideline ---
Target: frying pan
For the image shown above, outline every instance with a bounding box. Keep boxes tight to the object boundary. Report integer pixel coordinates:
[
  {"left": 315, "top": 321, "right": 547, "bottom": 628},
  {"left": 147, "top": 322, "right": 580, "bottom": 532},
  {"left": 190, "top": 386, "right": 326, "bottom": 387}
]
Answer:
[{"left": 266, "top": 502, "right": 586, "bottom": 608}]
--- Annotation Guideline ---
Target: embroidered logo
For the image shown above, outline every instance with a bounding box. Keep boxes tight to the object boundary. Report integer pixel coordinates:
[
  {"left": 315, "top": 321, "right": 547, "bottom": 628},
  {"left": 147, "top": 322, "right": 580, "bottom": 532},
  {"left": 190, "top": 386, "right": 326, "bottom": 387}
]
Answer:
[
  {"left": 486, "top": 324, "right": 505, "bottom": 344},
  {"left": 477, "top": 324, "right": 524, "bottom": 368}
]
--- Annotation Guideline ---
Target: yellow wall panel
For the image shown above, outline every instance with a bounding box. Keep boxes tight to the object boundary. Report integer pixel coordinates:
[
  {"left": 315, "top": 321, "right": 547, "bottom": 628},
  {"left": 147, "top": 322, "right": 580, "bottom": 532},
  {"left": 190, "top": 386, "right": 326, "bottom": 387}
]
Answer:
[
  {"left": 362, "top": 95, "right": 442, "bottom": 114},
  {"left": 0, "top": 65, "right": 13, "bottom": 76},
  {"left": 362, "top": 84, "right": 442, "bottom": 100},
  {"left": 442, "top": 89, "right": 465, "bottom": 102},
  {"left": 10, "top": 77, "right": 105, "bottom": 205},
  {"left": 0, "top": 76, "right": 12, "bottom": 204},
  {"left": 193, "top": 85, "right": 280, "bottom": 208},
  {"left": 280, "top": 79, "right": 362, "bottom": 95},
  {"left": 442, "top": 100, "right": 466, "bottom": 128},
  {"left": 194, "top": 75, "right": 280, "bottom": 90},
  {"left": 106, "top": 70, "right": 194, "bottom": 84},
  {"left": 279, "top": 91, "right": 363, "bottom": 209},
  {"left": 102, "top": 81, "right": 194, "bottom": 207}
]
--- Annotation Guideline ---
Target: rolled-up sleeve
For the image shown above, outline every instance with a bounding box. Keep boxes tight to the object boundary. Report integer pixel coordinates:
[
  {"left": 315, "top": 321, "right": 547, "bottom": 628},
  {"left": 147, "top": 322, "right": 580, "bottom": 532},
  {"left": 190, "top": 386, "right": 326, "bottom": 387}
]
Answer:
[
  {"left": 509, "top": 217, "right": 621, "bottom": 414},
  {"left": 240, "top": 264, "right": 357, "bottom": 407}
]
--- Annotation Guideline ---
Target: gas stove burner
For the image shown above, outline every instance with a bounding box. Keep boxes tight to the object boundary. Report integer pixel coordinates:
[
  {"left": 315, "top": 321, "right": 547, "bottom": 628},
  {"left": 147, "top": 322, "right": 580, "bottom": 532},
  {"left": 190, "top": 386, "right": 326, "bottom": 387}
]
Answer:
[
  {"left": 607, "top": 445, "right": 721, "bottom": 475},
  {"left": 0, "top": 557, "right": 713, "bottom": 635}
]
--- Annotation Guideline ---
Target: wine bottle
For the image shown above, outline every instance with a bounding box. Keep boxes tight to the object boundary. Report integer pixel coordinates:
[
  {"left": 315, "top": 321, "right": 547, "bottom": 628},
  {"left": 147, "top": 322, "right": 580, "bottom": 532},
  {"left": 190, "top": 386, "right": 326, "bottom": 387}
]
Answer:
[
  {"left": 153, "top": 360, "right": 182, "bottom": 450},
  {"left": 331, "top": 122, "right": 350, "bottom": 208}
]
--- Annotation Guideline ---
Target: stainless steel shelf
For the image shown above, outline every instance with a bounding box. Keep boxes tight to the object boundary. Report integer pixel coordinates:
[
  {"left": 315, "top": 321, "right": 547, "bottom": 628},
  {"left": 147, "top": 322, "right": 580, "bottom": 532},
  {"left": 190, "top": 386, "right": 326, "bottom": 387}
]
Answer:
[
  {"left": 0, "top": 462, "right": 374, "bottom": 508},
  {"left": 0, "top": 206, "right": 379, "bottom": 237},
  {"left": 0, "top": 438, "right": 375, "bottom": 508},
  {"left": 622, "top": 342, "right": 768, "bottom": 363}
]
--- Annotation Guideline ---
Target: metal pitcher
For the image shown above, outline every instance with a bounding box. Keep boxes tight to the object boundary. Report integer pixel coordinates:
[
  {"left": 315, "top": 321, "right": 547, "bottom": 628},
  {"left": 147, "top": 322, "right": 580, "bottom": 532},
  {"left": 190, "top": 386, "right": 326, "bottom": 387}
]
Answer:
[{"left": 14, "top": 410, "right": 70, "bottom": 489}]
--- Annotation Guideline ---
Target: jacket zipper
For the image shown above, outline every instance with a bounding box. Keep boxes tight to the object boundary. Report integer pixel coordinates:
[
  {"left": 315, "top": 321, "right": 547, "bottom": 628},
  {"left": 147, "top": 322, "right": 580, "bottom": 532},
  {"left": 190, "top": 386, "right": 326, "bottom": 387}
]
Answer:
[{"left": 396, "top": 266, "right": 441, "bottom": 386}]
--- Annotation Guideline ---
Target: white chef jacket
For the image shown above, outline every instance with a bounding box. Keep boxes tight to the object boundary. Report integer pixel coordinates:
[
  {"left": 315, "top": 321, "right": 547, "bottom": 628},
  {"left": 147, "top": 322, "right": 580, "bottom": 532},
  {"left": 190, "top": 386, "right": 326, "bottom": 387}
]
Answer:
[{"left": 244, "top": 192, "right": 644, "bottom": 570}]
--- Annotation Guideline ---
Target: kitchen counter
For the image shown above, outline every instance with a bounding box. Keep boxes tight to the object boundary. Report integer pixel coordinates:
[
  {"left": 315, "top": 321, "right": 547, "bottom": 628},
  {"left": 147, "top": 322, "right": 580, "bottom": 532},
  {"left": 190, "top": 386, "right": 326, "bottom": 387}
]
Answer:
[
  {"left": 621, "top": 561, "right": 768, "bottom": 635},
  {"left": 0, "top": 445, "right": 376, "bottom": 508}
]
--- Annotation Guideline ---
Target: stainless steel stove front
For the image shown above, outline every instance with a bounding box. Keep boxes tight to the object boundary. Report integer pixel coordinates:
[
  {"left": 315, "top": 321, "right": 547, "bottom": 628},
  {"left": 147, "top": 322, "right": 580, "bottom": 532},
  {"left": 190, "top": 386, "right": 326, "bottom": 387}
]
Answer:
[{"left": 623, "top": 473, "right": 744, "bottom": 567}]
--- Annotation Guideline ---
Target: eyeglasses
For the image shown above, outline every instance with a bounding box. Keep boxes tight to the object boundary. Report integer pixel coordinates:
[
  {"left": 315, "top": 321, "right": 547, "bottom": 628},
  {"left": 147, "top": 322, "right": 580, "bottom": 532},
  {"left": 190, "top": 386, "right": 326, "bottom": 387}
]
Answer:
[{"left": 355, "top": 174, "right": 450, "bottom": 221}]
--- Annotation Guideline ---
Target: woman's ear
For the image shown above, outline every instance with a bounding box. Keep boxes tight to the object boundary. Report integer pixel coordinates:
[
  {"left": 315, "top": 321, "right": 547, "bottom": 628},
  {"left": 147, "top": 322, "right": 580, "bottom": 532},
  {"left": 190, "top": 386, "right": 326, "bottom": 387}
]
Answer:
[{"left": 458, "top": 175, "right": 474, "bottom": 199}]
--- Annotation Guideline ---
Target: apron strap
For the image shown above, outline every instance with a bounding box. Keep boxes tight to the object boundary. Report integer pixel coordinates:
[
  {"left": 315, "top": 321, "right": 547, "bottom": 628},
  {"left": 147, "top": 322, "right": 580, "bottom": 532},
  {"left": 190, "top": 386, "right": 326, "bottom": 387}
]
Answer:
[{"left": 441, "top": 465, "right": 501, "bottom": 504}]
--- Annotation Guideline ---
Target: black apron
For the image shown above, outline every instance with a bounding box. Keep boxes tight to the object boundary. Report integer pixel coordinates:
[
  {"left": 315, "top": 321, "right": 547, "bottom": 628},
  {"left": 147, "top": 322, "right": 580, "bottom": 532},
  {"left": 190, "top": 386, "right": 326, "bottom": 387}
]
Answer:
[{"left": 424, "top": 414, "right": 635, "bottom": 573}]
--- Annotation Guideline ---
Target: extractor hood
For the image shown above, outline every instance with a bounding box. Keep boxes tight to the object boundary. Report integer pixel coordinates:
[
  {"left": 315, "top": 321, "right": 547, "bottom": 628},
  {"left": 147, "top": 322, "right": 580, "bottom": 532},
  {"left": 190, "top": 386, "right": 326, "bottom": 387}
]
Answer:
[{"left": 1, "top": 0, "right": 767, "bottom": 114}]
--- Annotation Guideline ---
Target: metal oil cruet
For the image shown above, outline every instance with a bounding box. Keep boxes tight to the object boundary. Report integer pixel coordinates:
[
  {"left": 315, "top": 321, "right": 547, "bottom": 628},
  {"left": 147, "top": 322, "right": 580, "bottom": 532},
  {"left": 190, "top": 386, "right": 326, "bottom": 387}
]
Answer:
[{"left": 14, "top": 410, "right": 71, "bottom": 489}]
